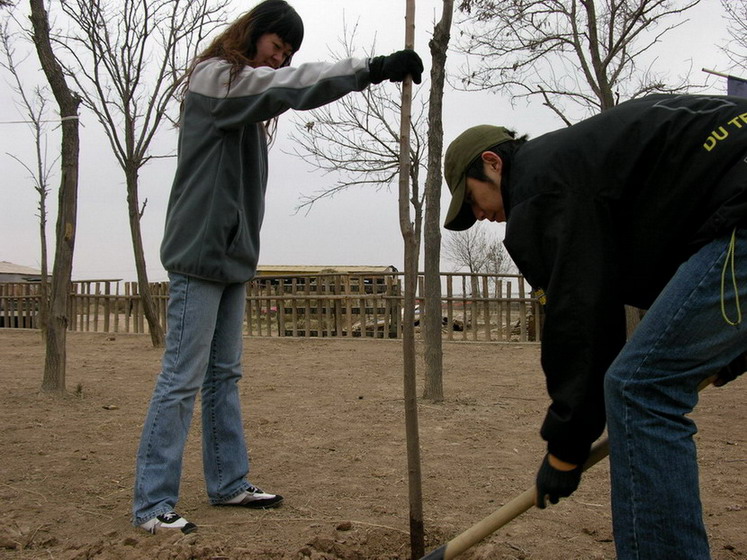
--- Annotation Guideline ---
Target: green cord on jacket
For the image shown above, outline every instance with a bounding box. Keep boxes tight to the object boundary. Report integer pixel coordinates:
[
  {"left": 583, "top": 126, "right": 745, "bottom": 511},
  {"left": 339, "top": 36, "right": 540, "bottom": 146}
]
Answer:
[{"left": 721, "top": 228, "right": 742, "bottom": 326}]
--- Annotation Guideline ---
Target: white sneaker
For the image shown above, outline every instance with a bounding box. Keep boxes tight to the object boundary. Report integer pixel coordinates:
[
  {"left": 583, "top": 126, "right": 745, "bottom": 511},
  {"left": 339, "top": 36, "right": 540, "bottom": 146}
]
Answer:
[
  {"left": 220, "top": 485, "right": 284, "bottom": 509},
  {"left": 139, "top": 511, "right": 197, "bottom": 534}
]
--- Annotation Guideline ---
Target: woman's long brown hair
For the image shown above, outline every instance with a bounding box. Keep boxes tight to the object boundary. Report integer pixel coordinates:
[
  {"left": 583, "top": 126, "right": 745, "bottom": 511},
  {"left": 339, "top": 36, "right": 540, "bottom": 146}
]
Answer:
[{"left": 180, "top": 0, "right": 304, "bottom": 141}]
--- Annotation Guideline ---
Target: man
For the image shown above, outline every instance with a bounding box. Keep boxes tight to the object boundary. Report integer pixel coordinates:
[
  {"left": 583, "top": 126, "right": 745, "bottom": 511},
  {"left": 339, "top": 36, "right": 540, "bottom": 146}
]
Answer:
[{"left": 443, "top": 94, "right": 747, "bottom": 560}]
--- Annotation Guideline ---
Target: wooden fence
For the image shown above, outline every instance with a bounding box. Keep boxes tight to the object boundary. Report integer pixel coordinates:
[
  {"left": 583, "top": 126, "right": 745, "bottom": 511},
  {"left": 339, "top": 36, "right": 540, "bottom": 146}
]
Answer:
[{"left": 0, "top": 272, "right": 542, "bottom": 342}]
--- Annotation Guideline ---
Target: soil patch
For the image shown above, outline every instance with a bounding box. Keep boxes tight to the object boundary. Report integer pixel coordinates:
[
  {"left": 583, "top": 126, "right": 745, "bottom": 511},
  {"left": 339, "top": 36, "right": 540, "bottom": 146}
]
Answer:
[{"left": 0, "top": 331, "right": 744, "bottom": 559}]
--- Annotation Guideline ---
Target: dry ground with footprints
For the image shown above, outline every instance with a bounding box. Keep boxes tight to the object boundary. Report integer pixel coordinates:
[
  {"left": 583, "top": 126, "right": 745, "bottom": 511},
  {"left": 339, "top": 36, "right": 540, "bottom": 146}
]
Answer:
[{"left": 0, "top": 330, "right": 744, "bottom": 559}]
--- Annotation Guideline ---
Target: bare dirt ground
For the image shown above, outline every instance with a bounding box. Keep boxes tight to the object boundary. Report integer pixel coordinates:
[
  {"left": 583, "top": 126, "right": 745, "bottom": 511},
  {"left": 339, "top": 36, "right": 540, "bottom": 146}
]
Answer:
[{"left": 0, "top": 330, "right": 744, "bottom": 560}]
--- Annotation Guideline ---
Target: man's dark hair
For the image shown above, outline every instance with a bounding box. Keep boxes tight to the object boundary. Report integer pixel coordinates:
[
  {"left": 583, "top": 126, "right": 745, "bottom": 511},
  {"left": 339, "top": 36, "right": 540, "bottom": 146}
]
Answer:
[{"left": 465, "top": 131, "right": 528, "bottom": 183}]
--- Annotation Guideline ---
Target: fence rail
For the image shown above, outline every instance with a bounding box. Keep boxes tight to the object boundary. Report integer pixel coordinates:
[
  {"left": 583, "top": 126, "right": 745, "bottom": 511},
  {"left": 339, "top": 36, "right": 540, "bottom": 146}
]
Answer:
[{"left": 0, "top": 272, "right": 542, "bottom": 342}]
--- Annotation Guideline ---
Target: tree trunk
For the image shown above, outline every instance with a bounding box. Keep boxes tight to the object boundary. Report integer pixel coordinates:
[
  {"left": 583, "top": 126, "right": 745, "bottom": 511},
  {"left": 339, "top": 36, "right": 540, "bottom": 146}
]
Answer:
[
  {"left": 38, "top": 170, "right": 49, "bottom": 344},
  {"left": 126, "top": 167, "right": 165, "bottom": 347},
  {"left": 422, "top": 0, "right": 454, "bottom": 403},
  {"left": 399, "top": 3, "right": 425, "bottom": 558},
  {"left": 29, "top": 0, "right": 81, "bottom": 394}
]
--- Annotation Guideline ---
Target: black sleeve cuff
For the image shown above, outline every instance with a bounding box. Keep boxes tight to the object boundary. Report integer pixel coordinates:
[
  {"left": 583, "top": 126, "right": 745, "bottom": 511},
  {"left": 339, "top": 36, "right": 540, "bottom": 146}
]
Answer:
[{"left": 368, "top": 56, "right": 385, "bottom": 84}]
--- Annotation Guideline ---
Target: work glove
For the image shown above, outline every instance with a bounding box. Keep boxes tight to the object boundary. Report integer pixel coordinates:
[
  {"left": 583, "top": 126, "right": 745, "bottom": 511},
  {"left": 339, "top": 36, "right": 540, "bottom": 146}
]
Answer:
[
  {"left": 369, "top": 49, "right": 423, "bottom": 85},
  {"left": 535, "top": 454, "right": 583, "bottom": 509},
  {"left": 714, "top": 352, "right": 746, "bottom": 387}
]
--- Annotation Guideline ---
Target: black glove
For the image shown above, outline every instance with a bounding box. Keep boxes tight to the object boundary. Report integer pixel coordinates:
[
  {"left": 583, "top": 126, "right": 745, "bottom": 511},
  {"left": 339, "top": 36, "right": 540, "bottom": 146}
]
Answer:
[
  {"left": 714, "top": 352, "right": 746, "bottom": 387},
  {"left": 369, "top": 50, "right": 423, "bottom": 85},
  {"left": 535, "top": 454, "right": 583, "bottom": 509}
]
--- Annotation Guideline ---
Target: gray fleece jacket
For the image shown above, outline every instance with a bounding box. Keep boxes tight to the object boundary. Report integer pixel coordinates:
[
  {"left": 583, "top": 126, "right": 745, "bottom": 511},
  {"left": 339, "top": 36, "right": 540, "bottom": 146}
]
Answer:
[{"left": 160, "top": 57, "right": 371, "bottom": 283}]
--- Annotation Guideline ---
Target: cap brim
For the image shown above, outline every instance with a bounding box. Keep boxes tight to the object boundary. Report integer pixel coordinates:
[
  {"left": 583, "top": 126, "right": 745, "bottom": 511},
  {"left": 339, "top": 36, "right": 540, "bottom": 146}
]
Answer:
[{"left": 443, "top": 176, "right": 476, "bottom": 231}]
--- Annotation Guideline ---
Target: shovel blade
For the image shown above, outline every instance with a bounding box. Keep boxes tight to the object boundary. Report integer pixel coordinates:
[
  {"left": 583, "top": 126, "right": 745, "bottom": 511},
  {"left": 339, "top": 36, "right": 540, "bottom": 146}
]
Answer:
[{"left": 419, "top": 544, "right": 447, "bottom": 560}]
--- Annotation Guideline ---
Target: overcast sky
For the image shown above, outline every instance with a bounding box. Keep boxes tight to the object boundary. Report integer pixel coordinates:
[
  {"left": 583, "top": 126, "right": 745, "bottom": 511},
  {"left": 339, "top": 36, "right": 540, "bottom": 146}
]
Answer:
[{"left": 0, "top": 0, "right": 735, "bottom": 281}]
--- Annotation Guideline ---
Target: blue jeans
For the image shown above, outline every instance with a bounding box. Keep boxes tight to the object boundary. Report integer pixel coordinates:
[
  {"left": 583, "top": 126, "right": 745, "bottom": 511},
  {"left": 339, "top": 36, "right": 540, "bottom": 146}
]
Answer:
[
  {"left": 132, "top": 273, "right": 254, "bottom": 525},
  {"left": 604, "top": 228, "right": 747, "bottom": 560}
]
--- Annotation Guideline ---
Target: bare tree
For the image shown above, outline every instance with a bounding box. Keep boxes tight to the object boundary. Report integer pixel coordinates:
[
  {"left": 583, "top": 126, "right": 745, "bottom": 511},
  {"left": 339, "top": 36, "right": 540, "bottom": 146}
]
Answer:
[
  {"left": 484, "top": 240, "right": 516, "bottom": 276},
  {"left": 456, "top": 0, "right": 702, "bottom": 334},
  {"left": 443, "top": 222, "right": 514, "bottom": 275},
  {"left": 291, "top": 85, "right": 427, "bottom": 211},
  {"left": 54, "top": 0, "right": 229, "bottom": 347},
  {"left": 721, "top": 0, "right": 747, "bottom": 75},
  {"left": 399, "top": 4, "right": 423, "bottom": 555},
  {"left": 1, "top": 19, "right": 57, "bottom": 340},
  {"left": 288, "top": 23, "right": 427, "bottom": 215},
  {"left": 443, "top": 224, "right": 516, "bottom": 312},
  {"left": 290, "top": 11, "right": 458, "bottom": 403},
  {"left": 456, "top": 0, "right": 701, "bottom": 122},
  {"left": 29, "top": 0, "right": 82, "bottom": 394},
  {"left": 288, "top": 19, "right": 460, "bottom": 404},
  {"left": 422, "top": 0, "right": 454, "bottom": 403}
]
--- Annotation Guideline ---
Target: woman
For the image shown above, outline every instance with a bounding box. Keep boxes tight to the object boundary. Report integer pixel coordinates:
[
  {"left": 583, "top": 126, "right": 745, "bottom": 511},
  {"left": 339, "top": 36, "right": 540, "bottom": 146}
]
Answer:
[{"left": 132, "top": 0, "right": 422, "bottom": 534}]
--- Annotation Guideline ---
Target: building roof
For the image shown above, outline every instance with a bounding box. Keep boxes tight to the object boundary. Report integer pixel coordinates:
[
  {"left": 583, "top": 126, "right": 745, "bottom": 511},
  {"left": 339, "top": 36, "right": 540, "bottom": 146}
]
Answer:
[
  {"left": 0, "top": 261, "right": 41, "bottom": 275},
  {"left": 256, "top": 265, "right": 398, "bottom": 276}
]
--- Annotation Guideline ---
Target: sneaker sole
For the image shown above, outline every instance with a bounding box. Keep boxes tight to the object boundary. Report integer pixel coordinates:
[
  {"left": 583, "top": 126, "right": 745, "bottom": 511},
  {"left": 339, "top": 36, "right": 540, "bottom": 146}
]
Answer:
[
  {"left": 242, "top": 496, "right": 284, "bottom": 509},
  {"left": 218, "top": 496, "right": 284, "bottom": 509}
]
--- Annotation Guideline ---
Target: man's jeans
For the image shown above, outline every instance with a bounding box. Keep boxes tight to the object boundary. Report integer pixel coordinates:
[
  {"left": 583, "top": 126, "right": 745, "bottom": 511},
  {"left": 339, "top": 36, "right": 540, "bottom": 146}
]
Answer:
[
  {"left": 133, "top": 273, "right": 253, "bottom": 525},
  {"left": 604, "top": 228, "right": 747, "bottom": 560}
]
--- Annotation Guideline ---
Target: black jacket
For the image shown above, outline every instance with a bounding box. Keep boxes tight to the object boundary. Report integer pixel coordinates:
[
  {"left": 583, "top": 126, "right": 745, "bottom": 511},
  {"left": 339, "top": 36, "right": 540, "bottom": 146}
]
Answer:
[{"left": 503, "top": 94, "right": 747, "bottom": 464}]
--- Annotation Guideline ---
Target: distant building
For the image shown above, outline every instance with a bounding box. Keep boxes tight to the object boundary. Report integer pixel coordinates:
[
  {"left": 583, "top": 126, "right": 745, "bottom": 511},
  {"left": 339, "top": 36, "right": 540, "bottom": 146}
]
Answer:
[
  {"left": 256, "top": 265, "right": 398, "bottom": 276},
  {"left": 254, "top": 264, "right": 399, "bottom": 292},
  {"left": 0, "top": 262, "right": 42, "bottom": 328},
  {"left": 0, "top": 261, "right": 42, "bottom": 283}
]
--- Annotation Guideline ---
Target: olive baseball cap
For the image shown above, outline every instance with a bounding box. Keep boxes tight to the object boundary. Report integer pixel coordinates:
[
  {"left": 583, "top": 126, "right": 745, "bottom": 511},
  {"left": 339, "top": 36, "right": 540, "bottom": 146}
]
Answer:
[{"left": 443, "top": 125, "right": 514, "bottom": 231}]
